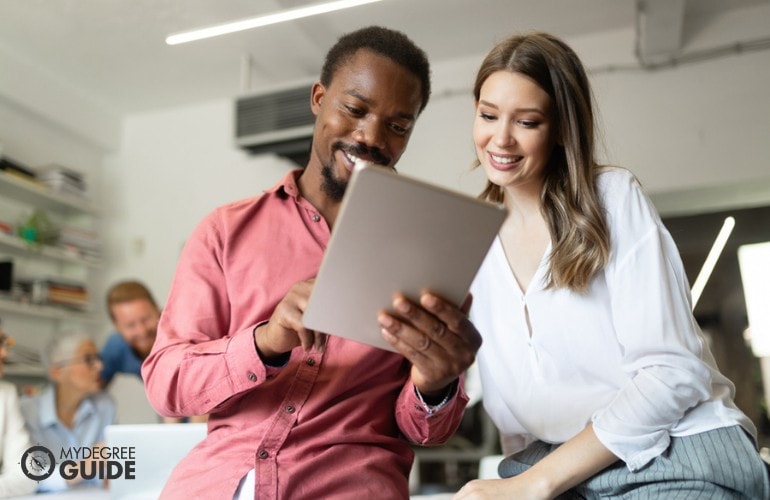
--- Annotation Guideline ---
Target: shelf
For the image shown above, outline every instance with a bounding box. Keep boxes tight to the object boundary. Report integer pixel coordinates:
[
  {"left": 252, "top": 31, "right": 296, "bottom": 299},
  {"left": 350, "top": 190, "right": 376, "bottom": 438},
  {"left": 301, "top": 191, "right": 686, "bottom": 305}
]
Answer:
[
  {"left": 3, "top": 363, "right": 46, "bottom": 378},
  {"left": 0, "top": 232, "right": 101, "bottom": 267},
  {"left": 0, "top": 298, "right": 96, "bottom": 322},
  {"left": 0, "top": 171, "right": 96, "bottom": 216}
]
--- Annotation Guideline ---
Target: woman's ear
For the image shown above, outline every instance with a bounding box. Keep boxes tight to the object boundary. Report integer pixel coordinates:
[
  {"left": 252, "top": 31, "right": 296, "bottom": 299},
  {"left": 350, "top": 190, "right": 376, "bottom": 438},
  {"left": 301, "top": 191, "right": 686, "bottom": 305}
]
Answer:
[{"left": 48, "top": 364, "right": 63, "bottom": 383}]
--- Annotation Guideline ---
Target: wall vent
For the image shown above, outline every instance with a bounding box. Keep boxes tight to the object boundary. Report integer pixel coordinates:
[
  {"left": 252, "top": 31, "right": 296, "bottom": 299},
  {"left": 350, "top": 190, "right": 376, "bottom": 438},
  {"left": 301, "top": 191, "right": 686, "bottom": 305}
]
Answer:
[{"left": 235, "top": 83, "right": 315, "bottom": 166}]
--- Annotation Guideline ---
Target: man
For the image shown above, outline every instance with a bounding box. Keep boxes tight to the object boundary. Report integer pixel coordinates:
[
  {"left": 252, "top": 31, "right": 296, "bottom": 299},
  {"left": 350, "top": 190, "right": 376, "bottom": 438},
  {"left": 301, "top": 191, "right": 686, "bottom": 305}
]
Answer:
[
  {"left": 100, "top": 280, "right": 160, "bottom": 386},
  {"left": 143, "top": 26, "right": 481, "bottom": 499}
]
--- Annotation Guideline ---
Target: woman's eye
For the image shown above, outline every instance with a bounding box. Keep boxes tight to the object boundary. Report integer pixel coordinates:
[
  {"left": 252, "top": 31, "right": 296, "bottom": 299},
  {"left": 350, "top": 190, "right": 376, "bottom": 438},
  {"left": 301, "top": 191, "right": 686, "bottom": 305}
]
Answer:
[
  {"left": 519, "top": 120, "right": 539, "bottom": 128},
  {"left": 480, "top": 112, "right": 496, "bottom": 121}
]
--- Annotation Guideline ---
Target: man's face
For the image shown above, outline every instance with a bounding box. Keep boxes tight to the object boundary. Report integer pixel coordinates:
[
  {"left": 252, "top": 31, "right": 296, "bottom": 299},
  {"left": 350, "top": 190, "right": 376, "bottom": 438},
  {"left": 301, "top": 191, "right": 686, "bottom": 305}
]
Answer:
[
  {"left": 110, "top": 299, "right": 160, "bottom": 359},
  {"left": 308, "top": 49, "right": 423, "bottom": 201}
]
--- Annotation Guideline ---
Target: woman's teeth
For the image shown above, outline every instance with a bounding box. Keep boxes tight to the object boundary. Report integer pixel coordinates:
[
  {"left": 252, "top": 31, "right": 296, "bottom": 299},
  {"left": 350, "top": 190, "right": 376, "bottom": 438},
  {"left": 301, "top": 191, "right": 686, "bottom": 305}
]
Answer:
[{"left": 491, "top": 154, "right": 521, "bottom": 164}]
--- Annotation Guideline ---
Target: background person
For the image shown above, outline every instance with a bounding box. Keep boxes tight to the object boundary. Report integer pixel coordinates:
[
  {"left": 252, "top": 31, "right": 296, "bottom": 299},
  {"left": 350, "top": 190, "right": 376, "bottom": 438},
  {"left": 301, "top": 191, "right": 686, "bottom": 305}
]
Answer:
[
  {"left": 143, "top": 25, "right": 481, "bottom": 499},
  {"left": 455, "top": 32, "right": 770, "bottom": 499},
  {"left": 0, "top": 320, "right": 37, "bottom": 497},
  {"left": 21, "top": 332, "right": 116, "bottom": 492},
  {"left": 101, "top": 280, "right": 206, "bottom": 423},
  {"left": 100, "top": 280, "right": 160, "bottom": 386}
]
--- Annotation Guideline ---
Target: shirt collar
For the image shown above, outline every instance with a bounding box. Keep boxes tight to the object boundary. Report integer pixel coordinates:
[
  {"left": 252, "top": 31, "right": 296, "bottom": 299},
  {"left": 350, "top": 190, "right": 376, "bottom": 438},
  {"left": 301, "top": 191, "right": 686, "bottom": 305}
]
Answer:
[
  {"left": 39, "top": 385, "right": 98, "bottom": 428},
  {"left": 267, "top": 168, "right": 304, "bottom": 201}
]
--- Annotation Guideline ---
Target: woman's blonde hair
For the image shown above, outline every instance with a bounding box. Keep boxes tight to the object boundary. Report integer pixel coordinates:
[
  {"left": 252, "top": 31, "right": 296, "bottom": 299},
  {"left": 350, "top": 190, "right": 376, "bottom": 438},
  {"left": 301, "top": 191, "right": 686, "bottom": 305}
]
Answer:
[{"left": 474, "top": 32, "right": 610, "bottom": 291}]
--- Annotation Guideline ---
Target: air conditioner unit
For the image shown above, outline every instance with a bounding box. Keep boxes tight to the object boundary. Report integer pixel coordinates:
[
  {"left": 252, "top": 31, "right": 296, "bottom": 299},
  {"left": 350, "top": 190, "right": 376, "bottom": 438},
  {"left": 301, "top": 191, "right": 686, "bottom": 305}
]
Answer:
[{"left": 235, "top": 82, "right": 316, "bottom": 166}]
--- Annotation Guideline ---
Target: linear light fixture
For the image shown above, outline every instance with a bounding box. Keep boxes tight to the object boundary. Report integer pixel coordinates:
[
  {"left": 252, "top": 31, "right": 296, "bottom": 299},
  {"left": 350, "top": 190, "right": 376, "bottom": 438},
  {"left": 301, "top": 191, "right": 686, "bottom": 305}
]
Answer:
[
  {"left": 166, "top": 0, "right": 385, "bottom": 45},
  {"left": 690, "top": 216, "right": 735, "bottom": 310}
]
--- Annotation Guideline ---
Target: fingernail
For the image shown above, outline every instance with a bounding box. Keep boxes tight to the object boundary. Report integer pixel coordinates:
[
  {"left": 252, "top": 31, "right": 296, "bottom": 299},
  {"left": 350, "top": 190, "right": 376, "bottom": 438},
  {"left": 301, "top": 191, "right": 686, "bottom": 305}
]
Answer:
[
  {"left": 422, "top": 294, "right": 438, "bottom": 308},
  {"left": 378, "top": 314, "right": 393, "bottom": 328},
  {"left": 395, "top": 298, "right": 410, "bottom": 313}
]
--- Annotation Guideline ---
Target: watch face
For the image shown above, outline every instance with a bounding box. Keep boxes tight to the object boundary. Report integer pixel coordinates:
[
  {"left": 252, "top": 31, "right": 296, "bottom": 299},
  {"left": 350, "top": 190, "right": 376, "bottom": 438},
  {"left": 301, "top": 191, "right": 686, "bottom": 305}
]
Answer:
[{"left": 20, "top": 445, "right": 56, "bottom": 481}]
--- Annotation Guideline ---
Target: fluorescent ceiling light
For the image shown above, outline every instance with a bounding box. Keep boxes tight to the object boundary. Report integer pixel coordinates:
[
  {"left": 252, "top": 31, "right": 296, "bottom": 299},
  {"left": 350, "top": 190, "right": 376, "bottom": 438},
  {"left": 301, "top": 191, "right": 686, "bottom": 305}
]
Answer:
[
  {"left": 167, "top": 0, "right": 385, "bottom": 45},
  {"left": 738, "top": 241, "right": 770, "bottom": 357},
  {"left": 690, "top": 216, "right": 735, "bottom": 310}
]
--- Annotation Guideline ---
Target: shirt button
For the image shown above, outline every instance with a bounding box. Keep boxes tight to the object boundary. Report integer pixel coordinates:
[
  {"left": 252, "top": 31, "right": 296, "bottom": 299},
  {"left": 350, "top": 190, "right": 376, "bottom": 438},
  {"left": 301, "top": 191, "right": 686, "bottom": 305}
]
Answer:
[
  {"left": 247, "top": 372, "right": 257, "bottom": 382},
  {"left": 311, "top": 214, "right": 320, "bottom": 222},
  {"left": 306, "top": 358, "right": 315, "bottom": 366},
  {"left": 258, "top": 449, "right": 269, "bottom": 459},
  {"left": 286, "top": 405, "right": 296, "bottom": 414}
]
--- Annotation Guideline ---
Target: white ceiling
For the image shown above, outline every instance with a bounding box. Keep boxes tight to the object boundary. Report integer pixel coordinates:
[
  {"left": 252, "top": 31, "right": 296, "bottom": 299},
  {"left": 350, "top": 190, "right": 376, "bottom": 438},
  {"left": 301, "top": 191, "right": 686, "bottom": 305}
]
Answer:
[{"left": 0, "top": 0, "right": 765, "bottom": 115}]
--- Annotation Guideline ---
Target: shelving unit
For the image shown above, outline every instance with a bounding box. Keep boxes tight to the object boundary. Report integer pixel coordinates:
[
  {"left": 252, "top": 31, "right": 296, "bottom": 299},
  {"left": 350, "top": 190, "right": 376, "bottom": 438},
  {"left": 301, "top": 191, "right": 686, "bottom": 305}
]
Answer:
[
  {"left": 0, "top": 167, "right": 101, "bottom": 383},
  {"left": 0, "top": 231, "right": 101, "bottom": 268},
  {"left": 0, "top": 298, "right": 96, "bottom": 322},
  {"left": 0, "top": 170, "right": 96, "bottom": 215}
]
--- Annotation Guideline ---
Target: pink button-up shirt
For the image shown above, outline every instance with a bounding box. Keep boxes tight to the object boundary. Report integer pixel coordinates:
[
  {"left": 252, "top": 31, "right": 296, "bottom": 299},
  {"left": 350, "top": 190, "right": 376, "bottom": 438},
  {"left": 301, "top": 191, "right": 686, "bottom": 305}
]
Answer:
[{"left": 142, "top": 170, "right": 468, "bottom": 499}]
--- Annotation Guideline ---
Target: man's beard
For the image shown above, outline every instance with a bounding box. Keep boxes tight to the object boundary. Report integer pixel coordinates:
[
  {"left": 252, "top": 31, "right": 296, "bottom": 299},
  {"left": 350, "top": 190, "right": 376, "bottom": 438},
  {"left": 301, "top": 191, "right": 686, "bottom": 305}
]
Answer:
[
  {"left": 321, "top": 164, "right": 347, "bottom": 201},
  {"left": 320, "top": 142, "right": 391, "bottom": 201}
]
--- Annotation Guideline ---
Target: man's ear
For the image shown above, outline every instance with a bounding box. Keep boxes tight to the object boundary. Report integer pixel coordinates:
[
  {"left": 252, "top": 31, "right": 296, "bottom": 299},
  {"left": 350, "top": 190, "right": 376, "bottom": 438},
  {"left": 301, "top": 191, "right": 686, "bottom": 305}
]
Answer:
[{"left": 310, "top": 81, "right": 325, "bottom": 117}]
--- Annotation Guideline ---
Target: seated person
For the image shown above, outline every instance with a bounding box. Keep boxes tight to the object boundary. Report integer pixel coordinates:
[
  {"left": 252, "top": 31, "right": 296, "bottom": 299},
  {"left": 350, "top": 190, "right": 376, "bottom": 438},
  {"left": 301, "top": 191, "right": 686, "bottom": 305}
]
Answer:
[
  {"left": 0, "top": 321, "right": 36, "bottom": 497},
  {"left": 100, "top": 280, "right": 160, "bottom": 385},
  {"left": 21, "top": 332, "right": 116, "bottom": 492}
]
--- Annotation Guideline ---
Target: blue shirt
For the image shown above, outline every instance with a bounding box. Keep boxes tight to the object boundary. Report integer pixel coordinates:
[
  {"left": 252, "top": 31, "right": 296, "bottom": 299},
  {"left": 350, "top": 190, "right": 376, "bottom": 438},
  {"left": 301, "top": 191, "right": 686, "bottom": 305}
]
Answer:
[
  {"left": 100, "top": 332, "right": 143, "bottom": 385},
  {"left": 20, "top": 385, "right": 116, "bottom": 492}
]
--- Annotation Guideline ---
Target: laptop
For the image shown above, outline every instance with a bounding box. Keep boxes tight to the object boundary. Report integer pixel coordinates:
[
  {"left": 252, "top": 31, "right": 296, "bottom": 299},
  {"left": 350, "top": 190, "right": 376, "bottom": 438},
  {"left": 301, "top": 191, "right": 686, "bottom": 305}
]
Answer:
[
  {"left": 303, "top": 165, "right": 506, "bottom": 351},
  {"left": 105, "top": 423, "right": 207, "bottom": 500}
]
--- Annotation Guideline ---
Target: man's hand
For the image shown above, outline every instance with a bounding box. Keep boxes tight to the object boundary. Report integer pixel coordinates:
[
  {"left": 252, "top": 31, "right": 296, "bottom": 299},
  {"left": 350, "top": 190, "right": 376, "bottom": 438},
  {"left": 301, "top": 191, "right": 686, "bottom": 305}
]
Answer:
[
  {"left": 254, "top": 279, "right": 327, "bottom": 359},
  {"left": 378, "top": 292, "right": 481, "bottom": 396}
]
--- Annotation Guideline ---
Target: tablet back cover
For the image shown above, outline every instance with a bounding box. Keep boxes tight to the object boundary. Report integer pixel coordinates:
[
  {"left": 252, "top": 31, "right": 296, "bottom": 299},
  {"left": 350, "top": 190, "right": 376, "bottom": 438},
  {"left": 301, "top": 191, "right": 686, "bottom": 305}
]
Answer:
[{"left": 303, "top": 166, "right": 506, "bottom": 351}]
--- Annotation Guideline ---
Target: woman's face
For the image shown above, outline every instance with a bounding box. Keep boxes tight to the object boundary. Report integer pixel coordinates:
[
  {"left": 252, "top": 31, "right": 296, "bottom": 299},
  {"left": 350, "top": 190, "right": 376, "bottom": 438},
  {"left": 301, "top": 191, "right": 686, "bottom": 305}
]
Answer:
[
  {"left": 56, "top": 340, "right": 103, "bottom": 395},
  {"left": 473, "top": 70, "right": 555, "bottom": 195}
]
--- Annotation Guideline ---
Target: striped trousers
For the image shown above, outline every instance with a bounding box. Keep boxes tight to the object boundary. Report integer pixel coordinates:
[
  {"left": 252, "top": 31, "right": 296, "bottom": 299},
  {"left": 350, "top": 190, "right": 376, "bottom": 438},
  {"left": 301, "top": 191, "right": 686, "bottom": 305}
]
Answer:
[{"left": 499, "top": 426, "right": 770, "bottom": 499}]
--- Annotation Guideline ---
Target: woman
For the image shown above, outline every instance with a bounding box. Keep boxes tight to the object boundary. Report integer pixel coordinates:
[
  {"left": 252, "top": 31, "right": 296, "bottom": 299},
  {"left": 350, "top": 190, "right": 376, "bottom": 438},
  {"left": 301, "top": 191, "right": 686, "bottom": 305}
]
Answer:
[
  {"left": 0, "top": 321, "right": 37, "bottom": 497},
  {"left": 456, "top": 32, "right": 769, "bottom": 499},
  {"left": 21, "top": 332, "right": 116, "bottom": 492}
]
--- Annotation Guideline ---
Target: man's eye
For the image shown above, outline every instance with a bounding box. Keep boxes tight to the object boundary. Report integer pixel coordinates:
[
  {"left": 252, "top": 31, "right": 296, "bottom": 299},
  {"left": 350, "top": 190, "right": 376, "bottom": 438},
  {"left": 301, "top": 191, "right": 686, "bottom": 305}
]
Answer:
[
  {"left": 390, "top": 123, "right": 409, "bottom": 135},
  {"left": 345, "top": 105, "right": 365, "bottom": 116}
]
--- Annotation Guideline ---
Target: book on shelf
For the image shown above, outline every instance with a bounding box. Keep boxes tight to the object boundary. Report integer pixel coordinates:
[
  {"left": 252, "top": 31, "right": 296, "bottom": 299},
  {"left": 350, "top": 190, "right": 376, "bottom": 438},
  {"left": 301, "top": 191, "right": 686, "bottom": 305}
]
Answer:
[
  {"left": 57, "top": 224, "right": 101, "bottom": 258},
  {"left": 0, "top": 158, "right": 46, "bottom": 190},
  {"left": 30, "top": 278, "right": 90, "bottom": 310},
  {"left": 37, "top": 164, "right": 89, "bottom": 199}
]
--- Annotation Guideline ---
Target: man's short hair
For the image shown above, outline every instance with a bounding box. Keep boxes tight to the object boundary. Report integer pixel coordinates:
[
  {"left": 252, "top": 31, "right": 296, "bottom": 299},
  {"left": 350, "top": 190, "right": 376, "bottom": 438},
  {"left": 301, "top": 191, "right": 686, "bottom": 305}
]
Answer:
[
  {"left": 106, "top": 280, "right": 158, "bottom": 320},
  {"left": 320, "top": 25, "right": 431, "bottom": 113}
]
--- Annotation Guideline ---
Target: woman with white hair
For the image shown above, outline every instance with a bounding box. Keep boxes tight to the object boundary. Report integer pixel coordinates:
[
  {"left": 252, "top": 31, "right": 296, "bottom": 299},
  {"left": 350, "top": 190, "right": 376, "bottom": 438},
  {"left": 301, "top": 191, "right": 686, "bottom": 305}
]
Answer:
[
  {"left": 0, "top": 320, "right": 37, "bottom": 497},
  {"left": 21, "top": 332, "right": 116, "bottom": 492}
]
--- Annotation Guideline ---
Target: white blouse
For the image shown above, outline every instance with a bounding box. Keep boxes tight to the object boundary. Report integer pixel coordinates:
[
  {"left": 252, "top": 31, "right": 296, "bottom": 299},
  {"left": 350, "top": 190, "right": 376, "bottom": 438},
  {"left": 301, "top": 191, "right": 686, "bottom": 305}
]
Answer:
[{"left": 470, "top": 167, "right": 753, "bottom": 471}]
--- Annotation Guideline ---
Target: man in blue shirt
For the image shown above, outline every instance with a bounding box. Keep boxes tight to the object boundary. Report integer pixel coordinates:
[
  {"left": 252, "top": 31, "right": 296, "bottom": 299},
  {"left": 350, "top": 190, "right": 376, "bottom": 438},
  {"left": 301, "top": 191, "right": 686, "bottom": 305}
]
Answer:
[{"left": 100, "top": 280, "right": 160, "bottom": 385}]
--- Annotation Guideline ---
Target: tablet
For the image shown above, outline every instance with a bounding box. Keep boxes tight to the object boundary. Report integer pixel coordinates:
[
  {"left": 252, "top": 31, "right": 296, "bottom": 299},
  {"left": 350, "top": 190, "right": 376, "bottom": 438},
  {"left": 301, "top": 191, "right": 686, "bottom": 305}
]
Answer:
[{"left": 302, "top": 165, "right": 506, "bottom": 352}]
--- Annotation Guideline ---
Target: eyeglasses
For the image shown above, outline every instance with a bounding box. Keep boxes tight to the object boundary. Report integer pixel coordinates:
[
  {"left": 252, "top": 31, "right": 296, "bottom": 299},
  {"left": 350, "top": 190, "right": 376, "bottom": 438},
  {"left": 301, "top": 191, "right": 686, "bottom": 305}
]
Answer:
[{"left": 55, "top": 353, "right": 102, "bottom": 368}]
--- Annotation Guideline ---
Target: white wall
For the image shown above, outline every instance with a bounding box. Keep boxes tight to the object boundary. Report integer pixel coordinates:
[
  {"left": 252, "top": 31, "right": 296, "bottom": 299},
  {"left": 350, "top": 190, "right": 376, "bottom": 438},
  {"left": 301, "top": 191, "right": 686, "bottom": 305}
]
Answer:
[{"left": 100, "top": 100, "right": 295, "bottom": 307}]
